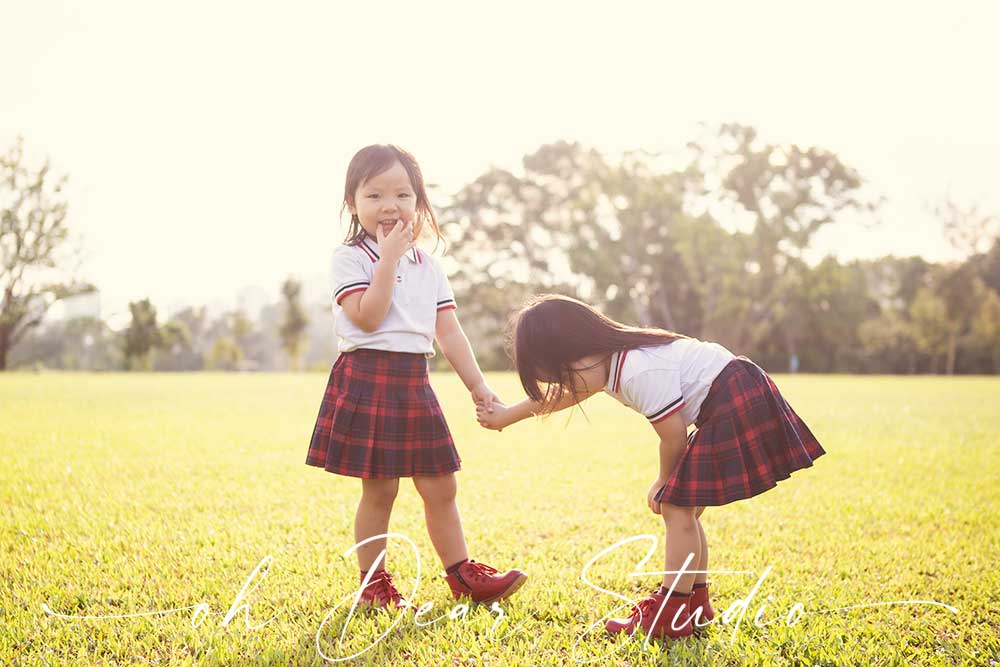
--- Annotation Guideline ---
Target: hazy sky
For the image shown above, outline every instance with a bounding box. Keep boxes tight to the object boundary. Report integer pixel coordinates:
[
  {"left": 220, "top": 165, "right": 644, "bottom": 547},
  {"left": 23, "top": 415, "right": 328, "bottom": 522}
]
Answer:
[{"left": 3, "top": 1, "right": 998, "bottom": 322}]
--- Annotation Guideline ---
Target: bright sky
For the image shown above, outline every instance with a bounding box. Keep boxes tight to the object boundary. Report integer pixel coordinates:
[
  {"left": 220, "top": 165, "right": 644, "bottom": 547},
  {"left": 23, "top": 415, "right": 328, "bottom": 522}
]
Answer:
[{"left": 3, "top": 1, "right": 999, "bottom": 323}]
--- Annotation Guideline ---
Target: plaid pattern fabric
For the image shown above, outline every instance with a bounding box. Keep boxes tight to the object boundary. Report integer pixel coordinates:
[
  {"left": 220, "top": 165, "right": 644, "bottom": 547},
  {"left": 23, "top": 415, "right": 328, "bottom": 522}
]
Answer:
[
  {"left": 305, "top": 349, "right": 461, "bottom": 478},
  {"left": 655, "top": 357, "right": 825, "bottom": 507}
]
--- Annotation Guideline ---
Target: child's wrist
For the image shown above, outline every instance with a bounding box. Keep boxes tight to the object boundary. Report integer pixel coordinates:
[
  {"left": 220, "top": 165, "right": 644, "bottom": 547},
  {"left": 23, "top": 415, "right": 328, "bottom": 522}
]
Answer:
[{"left": 509, "top": 403, "right": 529, "bottom": 424}]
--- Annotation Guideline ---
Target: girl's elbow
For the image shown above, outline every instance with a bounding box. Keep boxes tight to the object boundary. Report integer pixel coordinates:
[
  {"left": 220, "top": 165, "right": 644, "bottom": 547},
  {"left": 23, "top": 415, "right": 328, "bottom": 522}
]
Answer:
[
  {"left": 348, "top": 309, "right": 383, "bottom": 333},
  {"left": 357, "top": 317, "right": 382, "bottom": 333}
]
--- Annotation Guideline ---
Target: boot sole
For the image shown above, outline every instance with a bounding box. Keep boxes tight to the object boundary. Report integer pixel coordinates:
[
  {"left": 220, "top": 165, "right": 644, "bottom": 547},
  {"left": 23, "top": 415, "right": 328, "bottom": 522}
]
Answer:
[{"left": 477, "top": 572, "right": 528, "bottom": 606}]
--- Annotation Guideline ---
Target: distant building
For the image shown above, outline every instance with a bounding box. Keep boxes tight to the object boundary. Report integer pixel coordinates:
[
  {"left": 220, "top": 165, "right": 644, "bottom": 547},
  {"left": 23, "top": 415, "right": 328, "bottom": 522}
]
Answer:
[{"left": 55, "top": 290, "right": 101, "bottom": 321}]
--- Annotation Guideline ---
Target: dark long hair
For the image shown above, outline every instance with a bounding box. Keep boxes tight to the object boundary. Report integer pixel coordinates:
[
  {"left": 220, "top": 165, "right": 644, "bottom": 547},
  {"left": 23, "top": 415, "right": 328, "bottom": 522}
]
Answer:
[
  {"left": 508, "top": 294, "right": 686, "bottom": 411},
  {"left": 340, "top": 144, "right": 444, "bottom": 248}
]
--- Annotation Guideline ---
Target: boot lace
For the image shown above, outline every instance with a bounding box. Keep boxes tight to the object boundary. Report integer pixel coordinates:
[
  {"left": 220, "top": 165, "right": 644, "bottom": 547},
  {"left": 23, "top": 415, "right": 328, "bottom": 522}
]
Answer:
[
  {"left": 464, "top": 561, "right": 500, "bottom": 582},
  {"left": 365, "top": 571, "right": 404, "bottom": 605},
  {"left": 628, "top": 593, "right": 662, "bottom": 623}
]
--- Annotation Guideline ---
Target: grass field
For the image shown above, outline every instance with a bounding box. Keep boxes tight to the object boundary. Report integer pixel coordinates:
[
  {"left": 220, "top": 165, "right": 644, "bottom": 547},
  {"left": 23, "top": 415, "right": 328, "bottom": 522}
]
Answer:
[{"left": 1, "top": 372, "right": 999, "bottom": 666}]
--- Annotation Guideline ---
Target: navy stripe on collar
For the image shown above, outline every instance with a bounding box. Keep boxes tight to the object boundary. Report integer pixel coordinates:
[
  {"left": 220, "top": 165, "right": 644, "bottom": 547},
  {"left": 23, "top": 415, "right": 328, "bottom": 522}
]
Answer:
[{"left": 359, "top": 233, "right": 420, "bottom": 263}]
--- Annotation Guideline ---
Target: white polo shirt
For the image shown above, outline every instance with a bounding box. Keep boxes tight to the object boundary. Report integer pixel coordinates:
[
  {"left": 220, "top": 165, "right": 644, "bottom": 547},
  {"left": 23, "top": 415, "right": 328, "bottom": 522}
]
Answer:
[
  {"left": 329, "top": 235, "right": 457, "bottom": 357},
  {"left": 605, "top": 339, "right": 735, "bottom": 428}
]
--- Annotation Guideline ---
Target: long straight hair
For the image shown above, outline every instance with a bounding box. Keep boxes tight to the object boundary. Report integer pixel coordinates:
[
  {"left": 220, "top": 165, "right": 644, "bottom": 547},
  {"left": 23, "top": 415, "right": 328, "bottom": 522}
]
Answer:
[
  {"left": 508, "top": 294, "right": 686, "bottom": 411},
  {"left": 340, "top": 144, "right": 444, "bottom": 249}
]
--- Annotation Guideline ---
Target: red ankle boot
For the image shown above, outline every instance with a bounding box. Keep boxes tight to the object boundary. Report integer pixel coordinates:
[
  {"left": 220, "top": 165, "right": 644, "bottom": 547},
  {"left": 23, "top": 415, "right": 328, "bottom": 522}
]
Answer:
[
  {"left": 445, "top": 560, "right": 527, "bottom": 604},
  {"left": 690, "top": 584, "right": 715, "bottom": 627},
  {"left": 605, "top": 591, "right": 694, "bottom": 639},
  {"left": 358, "top": 570, "right": 410, "bottom": 609}
]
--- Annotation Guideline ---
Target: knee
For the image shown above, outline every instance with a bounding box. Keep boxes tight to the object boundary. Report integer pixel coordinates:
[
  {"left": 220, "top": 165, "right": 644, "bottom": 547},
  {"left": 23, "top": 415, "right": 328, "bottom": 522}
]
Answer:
[
  {"left": 361, "top": 479, "right": 399, "bottom": 510},
  {"left": 661, "top": 504, "right": 698, "bottom": 531},
  {"left": 414, "top": 474, "right": 457, "bottom": 506}
]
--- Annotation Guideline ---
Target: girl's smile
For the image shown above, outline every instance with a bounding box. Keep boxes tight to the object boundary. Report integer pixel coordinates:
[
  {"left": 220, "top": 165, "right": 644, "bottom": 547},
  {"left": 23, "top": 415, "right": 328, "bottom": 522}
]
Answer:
[
  {"left": 378, "top": 218, "right": 402, "bottom": 235},
  {"left": 351, "top": 161, "right": 419, "bottom": 240}
]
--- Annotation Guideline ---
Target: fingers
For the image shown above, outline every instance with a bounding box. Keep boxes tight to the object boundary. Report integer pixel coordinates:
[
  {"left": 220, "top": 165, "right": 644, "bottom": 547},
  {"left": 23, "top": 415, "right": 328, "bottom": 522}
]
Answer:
[
  {"left": 647, "top": 492, "right": 661, "bottom": 515},
  {"left": 376, "top": 218, "right": 416, "bottom": 256},
  {"left": 393, "top": 217, "right": 413, "bottom": 238},
  {"left": 475, "top": 406, "right": 501, "bottom": 431}
]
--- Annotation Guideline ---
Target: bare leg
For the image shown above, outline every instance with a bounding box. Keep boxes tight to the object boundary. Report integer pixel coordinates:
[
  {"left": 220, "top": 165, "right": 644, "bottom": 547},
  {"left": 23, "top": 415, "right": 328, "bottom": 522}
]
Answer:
[
  {"left": 661, "top": 504, "right": 702, "bottom": 594},
  {"left": 694, "top": 506, "right": 708, "bottom": 586},
  {"left": 413, "top": 474, "right": 469, "bottom": 569},
  {"left": 354, "top": 478, "right": 399, "bottom": 571}
]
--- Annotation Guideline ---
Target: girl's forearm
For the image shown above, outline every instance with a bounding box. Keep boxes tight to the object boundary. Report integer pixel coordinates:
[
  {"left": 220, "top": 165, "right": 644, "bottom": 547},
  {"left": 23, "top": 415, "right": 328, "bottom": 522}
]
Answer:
[
  {"left": 505, "top": 390, "right": 581, "bottom": 425},
  {"left": 657, "top": 436, "right": 686, "bottom": 480},
  {"left": 354, "top": 261, "right": 397, "bottom": 331},
  {"left": 438, "top": 329, "right": 485, "bottom": 391},
  {"left": 505, "top": 399, "right": 540, "bottom": 425}
]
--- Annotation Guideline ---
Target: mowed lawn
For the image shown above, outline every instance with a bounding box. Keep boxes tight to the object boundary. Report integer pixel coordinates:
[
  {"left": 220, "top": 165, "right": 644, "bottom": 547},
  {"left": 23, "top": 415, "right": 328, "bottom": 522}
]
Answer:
[{"left": 1, "top": 372, "right": 998, "bottom": 666}]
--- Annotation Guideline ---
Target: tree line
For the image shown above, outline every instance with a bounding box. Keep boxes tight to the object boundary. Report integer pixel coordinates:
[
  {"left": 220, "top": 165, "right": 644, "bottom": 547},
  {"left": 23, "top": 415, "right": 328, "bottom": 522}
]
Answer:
[{"left": 2, "top": 126, "right": 999, "bottom": 373}]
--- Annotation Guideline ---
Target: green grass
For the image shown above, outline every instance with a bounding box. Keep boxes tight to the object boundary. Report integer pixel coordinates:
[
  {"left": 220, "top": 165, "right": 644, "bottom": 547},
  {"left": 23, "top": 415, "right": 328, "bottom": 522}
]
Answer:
[{"left": 1, "top": 372, "right": 999, "bottom": 666}]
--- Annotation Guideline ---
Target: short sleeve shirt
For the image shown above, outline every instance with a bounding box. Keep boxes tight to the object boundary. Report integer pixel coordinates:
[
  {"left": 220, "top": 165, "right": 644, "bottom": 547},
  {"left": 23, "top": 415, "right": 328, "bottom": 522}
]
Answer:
[
  {"left": 329, "top": 235, "right": 456, "bottom": 357},
  {"left": 604, "top": 339, "right": 735, "bottom": 427}
]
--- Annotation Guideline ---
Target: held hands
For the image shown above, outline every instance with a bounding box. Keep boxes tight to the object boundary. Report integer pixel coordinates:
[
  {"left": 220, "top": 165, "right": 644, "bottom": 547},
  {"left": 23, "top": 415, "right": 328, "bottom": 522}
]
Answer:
[
  {"left": 471, "top": 381, "right": 507, "bottom": 432},
  {"left": 376, "top": 217, "right": 415, "bottom": 263},
  {"left": 476, "top": 403, "right": 511, "bottom": 431},
  {"left": 647, "top": 477, "right": 668, "bottom": 515},
  {"left": 471, "top": 381, "right": 501, "bottom": 412}
]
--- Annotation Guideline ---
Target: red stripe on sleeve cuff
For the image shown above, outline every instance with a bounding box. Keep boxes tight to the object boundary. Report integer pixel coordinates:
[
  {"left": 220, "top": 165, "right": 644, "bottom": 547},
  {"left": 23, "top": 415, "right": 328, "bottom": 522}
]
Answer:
[
  {"left": 649, "top": 402, "right": 685, "bottom": 424},
  {"left": 335, "top": 286, "right": 368, "bottom": 304}
]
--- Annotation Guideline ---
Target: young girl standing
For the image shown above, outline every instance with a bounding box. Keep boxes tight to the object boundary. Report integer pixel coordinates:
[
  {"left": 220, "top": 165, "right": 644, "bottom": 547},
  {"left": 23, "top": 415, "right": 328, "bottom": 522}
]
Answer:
[
  {"left": 477, "top": 294, "right": 825, "bottom": 639},
  {"left": 306, "top": 144, "right": 526, "bottom": 608}
]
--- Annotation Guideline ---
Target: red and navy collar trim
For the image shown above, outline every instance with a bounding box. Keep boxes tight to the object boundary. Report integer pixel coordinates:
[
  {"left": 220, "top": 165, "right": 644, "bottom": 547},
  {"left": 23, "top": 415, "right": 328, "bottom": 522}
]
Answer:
[
  {"left": 358, "top": 233, "right": 421, "bottom": 264},
  {"left": 608, "top": 349, "right": 629, "bottom": 393}
]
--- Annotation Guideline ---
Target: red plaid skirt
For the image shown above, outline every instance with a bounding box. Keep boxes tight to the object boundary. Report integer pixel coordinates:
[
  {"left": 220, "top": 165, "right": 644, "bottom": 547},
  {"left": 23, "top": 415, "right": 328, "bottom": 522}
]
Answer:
[
  {"left": 654, "top": 357, "right": 825, "bottom": 507},
  {"left": 305, "top": 349, "right": 461, "bottom": 479}
]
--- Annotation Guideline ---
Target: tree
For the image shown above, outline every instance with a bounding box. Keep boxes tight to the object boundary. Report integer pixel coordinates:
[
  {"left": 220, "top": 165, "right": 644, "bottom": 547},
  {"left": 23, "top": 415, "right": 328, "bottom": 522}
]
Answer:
[
  {"left": 57, "top": 316, "right": 118, "bottom": 370},
  {"left": 931, "top": 264, "right": 985, "bottom": 374},
  {"left": 8, "top": 315, "right": 118, "bottom": 370},
  {"left": 279, "top": 278, "right": 309, "bottom": 370},
  {"left": 439, "top": 147, "right": 593, "bottom": 366},
  {"left": 932, "top": 196, "right": 1000, "bottom": 257},
  {"left": 122, "top": 298, "right": 161, "bottom": 370},
  {"left": 783, "top": 257, "right": 878, "bottom": 372},
  {"left": 207, "top": 337, "right": 242, "bottom": 371},
  {"left": 157, "top": 306, "right": 206, "bottom": 371},
  {"left": 688, "top": 123, "right": 878, "bottom": 355},
  {"left": 909, "top": 288, "right": 952, "bottom": 373},
  {"left": 968, "top": 290, "right": 1000, "bottom": 372},
  {"left": 0, "top": 137, "right": 93, "bottom": 370},
  {"left": 969, "top": 237, "right": 1000, "bottom": 295},
  {"left": 858, "top": 312, "right": 920, "bottom": 374},
  {"left": 230, "top": 309, "right": 253, "bottom": 359},
  {"left": 153, "top": 319, "right": 194, "bottom": 371},
  {"left": 441, "top": 141, "right": 735, "bottom": 365}
]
